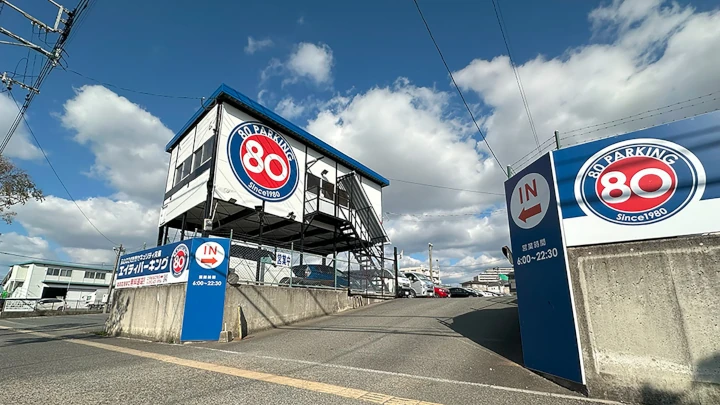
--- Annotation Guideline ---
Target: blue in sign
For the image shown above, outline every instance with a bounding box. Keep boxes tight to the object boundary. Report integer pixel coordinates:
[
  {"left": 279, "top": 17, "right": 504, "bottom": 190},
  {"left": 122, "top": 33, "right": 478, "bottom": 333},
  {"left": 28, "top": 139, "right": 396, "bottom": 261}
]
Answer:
[
  {"left": 180, "top": 238, "right": 230, "bottom": 341},
  {"left": 504, "top": 153, "right": 584, "bottom": 384}
]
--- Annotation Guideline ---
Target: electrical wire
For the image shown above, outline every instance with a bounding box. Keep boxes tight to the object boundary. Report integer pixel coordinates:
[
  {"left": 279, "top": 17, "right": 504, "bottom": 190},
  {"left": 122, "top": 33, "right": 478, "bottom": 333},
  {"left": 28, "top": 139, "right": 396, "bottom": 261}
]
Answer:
[
  {"left": 63, "top": 68, "right": 203, "bottom": 100},
  {"left": 7, "top": 90, "right": 118, "bottom": 246},
  {"left": 412, "top": 0, "right": 504, "bottom": 172},
  {"left": 387, "top": 178, "right": 505, "bottom": 195},
  {"left": 0, "top": 250, "right": 114, "bottom": 267},
  {"left": 561, "top": 89, "right": 720, "bottom": 136},
  {"left": 491, "top": 0, "right": 540, "bottom": 151},
  {"left": 560, "top": 97, "right": 720, "bottom": 142}
]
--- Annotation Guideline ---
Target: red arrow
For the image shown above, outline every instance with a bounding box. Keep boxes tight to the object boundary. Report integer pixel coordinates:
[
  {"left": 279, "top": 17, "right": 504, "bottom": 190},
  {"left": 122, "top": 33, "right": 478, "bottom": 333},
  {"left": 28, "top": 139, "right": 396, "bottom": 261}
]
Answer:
[
  {"left": 200, "top": 257, "right": 218, "bottom": 265},
  {"left": 519, "top": 203, "right": 542, "bottom": 222}
]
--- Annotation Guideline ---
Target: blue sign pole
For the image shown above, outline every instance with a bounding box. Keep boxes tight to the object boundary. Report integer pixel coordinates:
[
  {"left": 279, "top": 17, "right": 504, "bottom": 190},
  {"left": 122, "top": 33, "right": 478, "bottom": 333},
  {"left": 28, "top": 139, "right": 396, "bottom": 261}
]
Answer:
[
  {"left": 180, "top": 238, "right": 230, "bottom": 341},
  {"left": 504, "top": 153, "right": 584, "bottom": 384}
]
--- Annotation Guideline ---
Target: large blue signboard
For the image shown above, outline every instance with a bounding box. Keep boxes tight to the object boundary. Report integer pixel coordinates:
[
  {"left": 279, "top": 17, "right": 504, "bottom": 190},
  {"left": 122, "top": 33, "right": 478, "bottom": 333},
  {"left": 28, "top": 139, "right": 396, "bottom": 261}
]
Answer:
[
  {"left": 117, "top": 238, "right": 230, "bottom": 342},
  {"left": 116, "top": 241, "right": 191, "bottom": 289},
  {"left": 504, "top": 153, "right": 584, "bottom": 384},
  {"left": 181, "top": 238, "right": 230, "bottom": 341},
  {"left": 552, "top": 110, "right": 720, "bottom": 246}
]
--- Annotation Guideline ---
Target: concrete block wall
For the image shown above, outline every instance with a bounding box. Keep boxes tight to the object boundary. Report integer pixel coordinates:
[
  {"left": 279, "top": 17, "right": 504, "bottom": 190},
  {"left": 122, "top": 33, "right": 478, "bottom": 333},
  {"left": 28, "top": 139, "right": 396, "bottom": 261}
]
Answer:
[
  {"left": 223, "top": 284, "right": 382, "bottom": 338},
  {"left": 105, "top": 283, "right": 186, "bottom": 343},
  {"left": 567, "top": 233, "right": 720, "bottom": 405}
]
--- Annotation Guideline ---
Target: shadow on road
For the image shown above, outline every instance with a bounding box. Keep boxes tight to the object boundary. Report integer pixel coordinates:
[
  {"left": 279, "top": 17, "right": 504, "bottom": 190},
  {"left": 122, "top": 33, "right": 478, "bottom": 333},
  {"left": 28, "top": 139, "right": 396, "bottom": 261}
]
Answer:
[{"left": 446, "top": 302, "right": 524, "bottom": 366}]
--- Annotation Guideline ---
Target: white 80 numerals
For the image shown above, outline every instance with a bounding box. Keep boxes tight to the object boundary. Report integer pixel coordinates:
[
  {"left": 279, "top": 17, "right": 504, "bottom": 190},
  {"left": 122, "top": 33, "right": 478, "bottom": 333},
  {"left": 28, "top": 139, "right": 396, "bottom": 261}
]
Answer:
[
  {"left": 242, "top": 140, "right": 288, "bottom": 182},
  {"left": 599, "top": 168, "right": 673, "bottom": 204}
]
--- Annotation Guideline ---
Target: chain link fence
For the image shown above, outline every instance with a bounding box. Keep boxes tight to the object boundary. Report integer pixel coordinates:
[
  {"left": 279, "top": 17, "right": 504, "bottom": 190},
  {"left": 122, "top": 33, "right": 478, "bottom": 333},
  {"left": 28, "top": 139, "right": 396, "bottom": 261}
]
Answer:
[{"left": 226, "top": 239, "right": 396, "bottom": 297}]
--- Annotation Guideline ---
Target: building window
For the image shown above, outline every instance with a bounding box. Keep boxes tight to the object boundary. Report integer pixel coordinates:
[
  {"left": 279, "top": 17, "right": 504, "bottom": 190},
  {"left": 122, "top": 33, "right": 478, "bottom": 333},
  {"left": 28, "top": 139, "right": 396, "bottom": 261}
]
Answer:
[
  {"left": 321, "top": 181, "right": 335, "bottom": 200},
  {"left": 306, "top": 173, "right": 321, "bottom": 194},
  {"left": 337, "top": 188, "right": 349, "bottom": 207},
  {"left": 174, "top": 156, "right": 193, "bottom": 186},
  {"left": 84, "top": 272, "right": 96, "bottom": 279},
  {"left": 46, "top": 268, "right": 60, "bottom": 276},
  {"left": 95, "top": 273, "right": 106, "bottom": 280},
  {"left": 60, "top": 269, "right": 72, "bottom": 277},
  {"left": 192, "top": 137, "right": 214, "bottom": 171}
]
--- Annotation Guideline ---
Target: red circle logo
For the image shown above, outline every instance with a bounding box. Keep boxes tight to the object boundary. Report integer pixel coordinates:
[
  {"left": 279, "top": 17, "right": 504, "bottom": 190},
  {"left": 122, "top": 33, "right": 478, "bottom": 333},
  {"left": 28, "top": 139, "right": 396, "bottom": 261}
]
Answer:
[
  {"left": 240, "top": 134, "right": 291, "bottom": 190},
  {"left": 596, "top": 156, "right": 677, "bottom": 213}
]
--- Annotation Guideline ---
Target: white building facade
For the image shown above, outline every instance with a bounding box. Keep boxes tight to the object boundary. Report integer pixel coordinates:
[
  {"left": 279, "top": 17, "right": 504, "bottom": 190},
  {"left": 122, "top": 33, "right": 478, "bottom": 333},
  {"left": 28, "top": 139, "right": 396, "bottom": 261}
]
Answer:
[{"left": 1, "top": 261, "right": 112, "bottom": 306}]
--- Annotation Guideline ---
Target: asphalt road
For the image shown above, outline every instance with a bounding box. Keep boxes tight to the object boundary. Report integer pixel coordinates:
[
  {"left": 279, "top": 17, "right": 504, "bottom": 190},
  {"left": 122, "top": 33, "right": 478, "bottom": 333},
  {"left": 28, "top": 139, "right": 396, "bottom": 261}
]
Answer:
[{"left": 0, "top": 297, "right": 620, "bottom": 405}]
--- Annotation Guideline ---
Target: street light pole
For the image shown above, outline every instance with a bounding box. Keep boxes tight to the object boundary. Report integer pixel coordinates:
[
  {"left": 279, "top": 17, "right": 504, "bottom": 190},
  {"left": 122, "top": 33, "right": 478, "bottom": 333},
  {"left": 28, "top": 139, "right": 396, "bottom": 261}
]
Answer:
[{"left": 428, "top": 243, "right": 433, "bottom": 284}]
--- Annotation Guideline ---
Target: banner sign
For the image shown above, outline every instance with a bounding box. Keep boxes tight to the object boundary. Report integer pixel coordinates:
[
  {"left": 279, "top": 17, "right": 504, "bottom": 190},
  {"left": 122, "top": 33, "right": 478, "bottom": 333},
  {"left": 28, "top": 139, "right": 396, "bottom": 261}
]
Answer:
[
  {"left": 180, "top": 238, "right": 230, "bottom": 341},
  {"left": 552, "top": 111, "right": 720, "bottom": 246},
  {"left": 504, "top": 153, "right": 584, "bottom": 384},
  {"left": 116, "top": 241, "right": 191, "bottom": 289}
]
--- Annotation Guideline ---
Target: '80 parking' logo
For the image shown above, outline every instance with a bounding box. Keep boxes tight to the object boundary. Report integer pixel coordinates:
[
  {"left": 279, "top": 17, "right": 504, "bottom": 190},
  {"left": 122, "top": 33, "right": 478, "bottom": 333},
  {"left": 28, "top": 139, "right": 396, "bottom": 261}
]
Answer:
[
  {"left": 574, "top": 138, "right": 705, "bottom": 225},
  {"left": 227, "top": 122, "right": 299, "bottom": 202}
]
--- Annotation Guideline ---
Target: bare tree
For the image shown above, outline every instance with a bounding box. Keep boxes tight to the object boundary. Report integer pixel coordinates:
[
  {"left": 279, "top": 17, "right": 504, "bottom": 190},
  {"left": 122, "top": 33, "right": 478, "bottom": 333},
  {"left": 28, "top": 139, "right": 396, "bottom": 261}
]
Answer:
[{"left": 0, "top": 155, "right": 43, "bottom": 223}]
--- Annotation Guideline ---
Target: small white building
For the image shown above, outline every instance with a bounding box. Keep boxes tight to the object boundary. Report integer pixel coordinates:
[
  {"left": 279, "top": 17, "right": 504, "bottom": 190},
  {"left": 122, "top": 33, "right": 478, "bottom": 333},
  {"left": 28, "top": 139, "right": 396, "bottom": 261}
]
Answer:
[
  {"left": 1, "top": 260, "right": 112, "bottom": 306},
  {"left": 401, "top": 266, "right": 441, "bottom": 284}
]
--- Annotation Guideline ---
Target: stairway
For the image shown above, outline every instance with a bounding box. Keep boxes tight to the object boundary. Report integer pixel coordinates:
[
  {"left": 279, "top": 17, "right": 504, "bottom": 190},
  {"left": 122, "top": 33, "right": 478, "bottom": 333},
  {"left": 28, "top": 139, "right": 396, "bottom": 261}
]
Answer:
[{"left": 336, "top": 173, "right": 390, "bottom": 293}]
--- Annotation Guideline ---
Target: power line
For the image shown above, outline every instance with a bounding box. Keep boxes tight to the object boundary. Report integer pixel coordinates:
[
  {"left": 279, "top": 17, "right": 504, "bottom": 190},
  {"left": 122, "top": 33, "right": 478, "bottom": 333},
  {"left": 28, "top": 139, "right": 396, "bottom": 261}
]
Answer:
[
  {"left": 0, "top": 0, "right": 83, "bottom": 155},
  {"left": 411, "top": 0, "right": 504, "bottom": 172},
  {"left": 388, "top": 178, "right": 505, "bottom": 195},
  {"left": 0, "top": 250, "right": 114, "bottom": 267},
  {"left": 7, "top": 90, "right": 117, "bottom": 246},
  {"left": 63, "top": 68, "right": 203, "bottom": 100},
  {"left": 491, "top": 0, "right": 540, "bottom": 151},
  {"left": 561, "top": 97, "right": 720, "bottom": 142},
  {"left": 561, "top": 89, "right": 720, "bottom": 135}
]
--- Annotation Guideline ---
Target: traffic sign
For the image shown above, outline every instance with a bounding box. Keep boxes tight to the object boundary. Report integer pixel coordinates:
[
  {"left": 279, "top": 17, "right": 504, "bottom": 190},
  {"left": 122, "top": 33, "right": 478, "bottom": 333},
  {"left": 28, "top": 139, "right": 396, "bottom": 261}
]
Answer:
[
  {"left": 510, "top": 173, "right": 550, "bottom": 229},
  {"left": 195, "top": 241, "right": 226, "bottom": 269}
]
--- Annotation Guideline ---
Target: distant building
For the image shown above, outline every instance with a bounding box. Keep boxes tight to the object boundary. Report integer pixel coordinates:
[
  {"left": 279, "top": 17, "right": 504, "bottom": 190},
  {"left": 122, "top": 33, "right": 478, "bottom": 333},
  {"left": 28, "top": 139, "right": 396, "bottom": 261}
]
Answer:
[
  {"left": 1, "top": 260, "right": 113, "bottom": 305},
  {"left": 401, "top": 266, "right": 441, "bottom": 284},
  {"left": 462, "top": 267, "right": 514, "bottom": 293}
]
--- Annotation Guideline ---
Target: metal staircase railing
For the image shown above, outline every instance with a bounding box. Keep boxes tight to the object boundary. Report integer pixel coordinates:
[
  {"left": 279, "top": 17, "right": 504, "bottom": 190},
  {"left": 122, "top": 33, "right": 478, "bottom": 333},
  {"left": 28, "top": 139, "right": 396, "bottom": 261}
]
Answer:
[{"left": 337, "top": 173, "right": 388, "bottom": 245}]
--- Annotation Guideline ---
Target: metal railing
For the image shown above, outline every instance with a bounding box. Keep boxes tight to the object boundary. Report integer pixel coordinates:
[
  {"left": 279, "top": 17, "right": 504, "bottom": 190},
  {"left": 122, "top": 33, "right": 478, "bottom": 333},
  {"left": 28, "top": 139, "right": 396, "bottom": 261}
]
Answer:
[{"left": 226, "top": 238, "right": 396, "bottom": 297}]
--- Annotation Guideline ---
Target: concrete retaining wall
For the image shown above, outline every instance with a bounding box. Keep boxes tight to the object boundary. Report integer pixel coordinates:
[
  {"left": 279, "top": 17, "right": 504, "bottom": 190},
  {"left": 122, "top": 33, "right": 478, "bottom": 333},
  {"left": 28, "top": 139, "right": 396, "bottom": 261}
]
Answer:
[
  {"left": 567, "top": 233, "right": 720, "bottom": 405},
  {"left": 223, "top": 284, "right": 384, "bottom": 338},
  {"left": 105, "top": 283, "right": 186, "bottom": 343}
]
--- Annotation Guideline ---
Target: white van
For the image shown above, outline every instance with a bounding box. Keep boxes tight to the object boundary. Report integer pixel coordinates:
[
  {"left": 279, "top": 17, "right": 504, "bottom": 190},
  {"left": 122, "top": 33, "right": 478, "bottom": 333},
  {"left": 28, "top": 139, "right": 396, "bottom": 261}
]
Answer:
[{"left": 403, "top": 272, "right": 435, "bottom": 297}]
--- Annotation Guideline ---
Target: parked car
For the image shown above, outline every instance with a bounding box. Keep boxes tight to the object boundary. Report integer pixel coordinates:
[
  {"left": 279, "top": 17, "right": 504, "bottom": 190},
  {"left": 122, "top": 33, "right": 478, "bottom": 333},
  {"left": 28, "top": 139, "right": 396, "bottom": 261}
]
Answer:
[
  {"left": 35, "top": 298, "right": 65, "bottom": 311},
  {"left": 464, "top": 288, "right": 483, "bottom": 297},
  {"left": 403, "top": 272, "right": 435, "bottom": 297},
  {"left": 448, "top": 287, "right": 472, "bottom": 298},
  {"left": 434, "top": 286, "right": 449, "bottom": 298}
]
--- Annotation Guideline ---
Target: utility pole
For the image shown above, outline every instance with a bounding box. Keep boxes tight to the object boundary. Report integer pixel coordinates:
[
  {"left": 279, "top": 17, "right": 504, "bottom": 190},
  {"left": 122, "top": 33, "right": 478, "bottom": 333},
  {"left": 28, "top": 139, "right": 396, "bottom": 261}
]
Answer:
[
  {"left": 103, "top": 244, "right": 125, "bottom": 314},
  {"left": 428, "top": 243, "right": 434, "bottom": 284},
  {"left": 436, "top": 259, "right": 440, "bottom": 284},
  {"left": 393, "top": 247, "right": 399, "bottom": 297},
  {"left": 0, "top": 0, "right": 88, "bottom": 155}
]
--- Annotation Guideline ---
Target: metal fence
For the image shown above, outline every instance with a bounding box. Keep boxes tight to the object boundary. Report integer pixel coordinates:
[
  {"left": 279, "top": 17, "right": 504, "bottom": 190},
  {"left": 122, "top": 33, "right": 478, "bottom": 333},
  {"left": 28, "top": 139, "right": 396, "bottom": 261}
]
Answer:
[
  {"left": 226, "top": 238, "right": 397, "bottom": 297},
  {"left": 0, "top": 298, "right": 104, "bottom": 313}
]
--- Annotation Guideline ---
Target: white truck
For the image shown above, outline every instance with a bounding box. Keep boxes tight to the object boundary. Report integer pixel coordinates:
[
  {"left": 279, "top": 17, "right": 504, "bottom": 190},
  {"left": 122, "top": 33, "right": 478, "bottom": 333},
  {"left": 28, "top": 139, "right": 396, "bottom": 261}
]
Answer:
[
  {"left": 83, "top": 291, "right": 108, "bottom": 309},
  {"left": 403, "top": 272, "right": 435, "bottom": 297}
]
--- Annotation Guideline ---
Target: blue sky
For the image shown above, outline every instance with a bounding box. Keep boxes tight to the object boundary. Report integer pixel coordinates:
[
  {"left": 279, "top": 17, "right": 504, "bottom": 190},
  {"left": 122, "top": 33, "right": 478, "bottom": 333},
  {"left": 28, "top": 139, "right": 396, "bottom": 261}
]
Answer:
[{"left": 2, "top": 0, "right": 720, "bottom": 282}]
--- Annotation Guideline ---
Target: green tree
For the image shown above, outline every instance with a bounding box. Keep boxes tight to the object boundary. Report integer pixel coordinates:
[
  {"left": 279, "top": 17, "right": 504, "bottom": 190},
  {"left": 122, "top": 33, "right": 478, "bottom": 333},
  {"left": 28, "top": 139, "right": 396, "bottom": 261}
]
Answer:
[{"left": 0, "top": 155, "right": 43, "bottom": 223}]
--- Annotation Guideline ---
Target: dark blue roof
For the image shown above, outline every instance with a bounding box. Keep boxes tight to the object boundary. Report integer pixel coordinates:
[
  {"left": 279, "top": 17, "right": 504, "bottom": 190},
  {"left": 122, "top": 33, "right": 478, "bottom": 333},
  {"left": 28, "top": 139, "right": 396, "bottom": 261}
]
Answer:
[{"left": 166, "top": 84, "right": 389, "bottom": 187}]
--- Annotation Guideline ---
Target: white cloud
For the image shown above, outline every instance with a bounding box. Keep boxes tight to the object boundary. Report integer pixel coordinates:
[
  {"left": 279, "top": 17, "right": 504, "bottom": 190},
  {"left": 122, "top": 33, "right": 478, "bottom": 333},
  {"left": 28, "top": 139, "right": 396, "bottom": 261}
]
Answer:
[
  {"left": 61, "top": 247, "right": 117, "bottom": 266},
  {"left": 0, "top": 232, "right": 56, "bottom": 279},
  {"left": 244, "top": 36, "right": 274, "bottom": 54},
  {"left": 0, "top": 94, "right": 42, "bottom": 160},
  {"left": 307, "top": 78, "right": 505, "bottom": 215},
  {"left": 15, "top": 196, "right": 158, "bottom": 252},
  {"left": 297, "top": 16, "right": 305, "bottom": 25},
  {"left": 275, "top": 97, "right": 306, "bottom": 119},
  {"left": 286, "top": 42, "right": 334, "bottom": 85},
  {"left": 59, "top": 85, "right": 173, "bottom": 205},
  {"left": 452, "top": 0, "right": 720, "bottom": 172}
]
